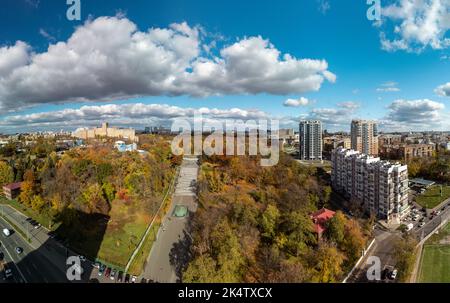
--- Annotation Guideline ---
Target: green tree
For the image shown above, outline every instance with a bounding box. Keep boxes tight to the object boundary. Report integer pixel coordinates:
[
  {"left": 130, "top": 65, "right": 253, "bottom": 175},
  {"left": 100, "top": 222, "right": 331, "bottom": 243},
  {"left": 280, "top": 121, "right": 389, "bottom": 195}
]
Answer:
[
  {"left": 311, "top": 242, "right": 345, "bottom": 282},
  {"left": 0, "top": 161, "right": 14, "bottom": 188},
  {"left": 31, "top": 195, "right": 46, "bottom": 212},
  {"left": 325, "top": 211, "right": 346, "bottom": 245},
  {"left": 393, "top": 235, "right": 417, "bottom": 282},
  {"left": 260, "top": 204, "right": 280, "bottom": 240},
  {"left": 102, "top": 182, "right": 116, "bottom": 203},
  {"left": 183, "top": 254, "right": 218, "bottom": 283}
]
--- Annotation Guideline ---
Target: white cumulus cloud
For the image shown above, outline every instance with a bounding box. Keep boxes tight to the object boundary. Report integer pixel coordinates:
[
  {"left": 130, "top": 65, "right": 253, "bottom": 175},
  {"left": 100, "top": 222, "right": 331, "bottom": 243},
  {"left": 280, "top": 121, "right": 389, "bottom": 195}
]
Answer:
[
  {"left": 0, "top": 16, "right": 336, "bottom": 112},
  {"left": 283, "top": 97, "right": 310, "bottom": 107},
  {"left": 378, "top": 0, "right": 450, "bottom": 52},
  {"left": 435, "top": 82, "right": 450, "bottom": 96}
]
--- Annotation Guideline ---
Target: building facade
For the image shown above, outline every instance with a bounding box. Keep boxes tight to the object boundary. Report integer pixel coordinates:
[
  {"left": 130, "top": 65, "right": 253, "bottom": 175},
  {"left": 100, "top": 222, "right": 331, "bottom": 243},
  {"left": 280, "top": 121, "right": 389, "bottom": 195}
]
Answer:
[
  {"left": 73, "top": 123, "right": 138, "bottom": 142},
  {"left": 331, "top": 147, "right": 409, "bottom": 223},
  {"left": 351, "top": 120, "right": 379, "bottom": 156},
  {"left": 299, "top": 120, "right": 323, "bottom": 161},
  {"left": 3, "top": 182, "right": 22, "bottom": 200},
  {"left": 379, "top": 142, "right": 435, "bottom": 162}
]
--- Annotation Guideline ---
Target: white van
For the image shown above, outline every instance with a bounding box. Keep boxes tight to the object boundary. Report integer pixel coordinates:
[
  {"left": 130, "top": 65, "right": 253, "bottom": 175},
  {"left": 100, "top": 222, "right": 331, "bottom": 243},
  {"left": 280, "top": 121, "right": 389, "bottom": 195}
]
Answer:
[
  {"left": 2, "top": 229, "right": 10, "bottom": 237},
  {"left": 406, "top": 223, "right": 414, "bottom": 232}
]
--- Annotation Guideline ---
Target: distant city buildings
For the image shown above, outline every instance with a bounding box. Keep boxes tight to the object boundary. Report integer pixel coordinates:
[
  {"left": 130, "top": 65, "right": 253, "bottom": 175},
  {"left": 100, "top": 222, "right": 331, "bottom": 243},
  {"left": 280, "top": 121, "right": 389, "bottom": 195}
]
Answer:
[
  {"left": 299, "top": 120, "right": 323, "bottom": 161},
  {"left": 73, "top": 122, "right": 138, "bottom": 142},
  {"left": 331, "top": 147, "right": 409, "bottom": 223},
  {"left": 378, "top": 134, "right": 436, "bottom": 161},
  {"left": 278, "top": 128, "right": 296, "bottom": 145},
  {"left": 351, "top": 120, "right": 379, "bottom": 156}
]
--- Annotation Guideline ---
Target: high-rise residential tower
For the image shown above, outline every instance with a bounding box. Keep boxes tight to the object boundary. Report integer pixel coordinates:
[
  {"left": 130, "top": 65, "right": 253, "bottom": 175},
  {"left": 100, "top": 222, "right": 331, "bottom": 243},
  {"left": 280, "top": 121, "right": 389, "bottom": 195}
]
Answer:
[
  {"left": 351, "top": 120, "right": 378, "bottom": 156},
  {"left": 299, "top": 120, "right": 323, "bottom": 161}
]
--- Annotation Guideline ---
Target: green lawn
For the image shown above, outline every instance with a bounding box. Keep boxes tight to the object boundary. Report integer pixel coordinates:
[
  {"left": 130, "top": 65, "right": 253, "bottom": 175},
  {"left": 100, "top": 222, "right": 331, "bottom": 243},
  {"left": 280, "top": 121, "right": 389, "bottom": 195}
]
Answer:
[
  {"left": 415, "top": 185, "right": 450, "bottom": 209},
  {"left": 418, "top": 223, "right": 450, "bottom": 283},
  {"left": 418, "top": 245, "right": 450, "bottom": 282}
]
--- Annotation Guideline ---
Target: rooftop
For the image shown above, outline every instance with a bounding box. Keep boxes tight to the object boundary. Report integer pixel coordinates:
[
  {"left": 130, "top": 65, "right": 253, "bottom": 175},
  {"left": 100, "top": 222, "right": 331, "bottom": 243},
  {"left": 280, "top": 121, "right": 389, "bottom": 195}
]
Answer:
[{"left": 3, "top": 182, "right": 22, "bottom": 191}]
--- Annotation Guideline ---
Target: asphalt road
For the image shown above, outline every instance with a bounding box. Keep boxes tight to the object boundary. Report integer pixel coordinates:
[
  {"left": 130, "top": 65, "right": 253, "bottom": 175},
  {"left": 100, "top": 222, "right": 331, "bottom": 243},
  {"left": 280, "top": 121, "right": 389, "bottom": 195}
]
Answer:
[
  {"left": 0, "top": 217, "right": 67, "bottom": 283},
  {"left": 143, "top": 156, "right": 199, "bottom": 283}
]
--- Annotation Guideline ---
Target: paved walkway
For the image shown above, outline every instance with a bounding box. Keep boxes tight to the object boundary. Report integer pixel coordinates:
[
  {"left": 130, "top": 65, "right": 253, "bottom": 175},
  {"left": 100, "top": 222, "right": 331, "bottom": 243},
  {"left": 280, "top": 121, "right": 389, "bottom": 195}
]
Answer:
[{"left": 142, "top": 156, "right": 199, "bottom": 282}]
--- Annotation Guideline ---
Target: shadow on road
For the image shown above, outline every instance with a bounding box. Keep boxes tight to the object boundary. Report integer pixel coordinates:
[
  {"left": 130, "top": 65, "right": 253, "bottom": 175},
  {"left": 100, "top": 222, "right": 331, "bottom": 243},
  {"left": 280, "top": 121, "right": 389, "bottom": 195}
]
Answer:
[
  {"left": 169, "top": 219, "right": 194, "bottom": 283},
  {"left": 1, "top": 208, "right": 109, "bottom": 283}
]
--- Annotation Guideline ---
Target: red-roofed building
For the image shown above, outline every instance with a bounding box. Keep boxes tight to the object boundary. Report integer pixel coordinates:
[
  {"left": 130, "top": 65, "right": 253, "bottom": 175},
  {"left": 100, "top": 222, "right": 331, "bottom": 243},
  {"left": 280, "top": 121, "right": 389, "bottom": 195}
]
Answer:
[
  {"left": 311, "top": 208, "right": 336, "bottom": 239},
  {"left": 3, "top": 182, "right": 22, "bottom": 200}
]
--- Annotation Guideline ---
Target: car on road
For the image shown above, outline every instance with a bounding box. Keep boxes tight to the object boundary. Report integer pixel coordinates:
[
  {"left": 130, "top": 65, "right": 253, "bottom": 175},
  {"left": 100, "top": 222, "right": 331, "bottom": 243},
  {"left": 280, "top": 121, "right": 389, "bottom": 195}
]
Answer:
[
  {"left": 117, "top": 271, "right": 123, "bottom": 282},
  {"left": 15, "top": 247, "right": 23, "bottom": 254},
  {"left": 110, "top": 269, "right": 116, "bottom": 281},
  {"left": 390, "top": 269, "right": 398, "bottom": 280},
  {"left": 2, "top": 229, "right": 11, "bottom": 237},
  {"left": 124, "top": 274, "right": 130, "bottom": 283}
]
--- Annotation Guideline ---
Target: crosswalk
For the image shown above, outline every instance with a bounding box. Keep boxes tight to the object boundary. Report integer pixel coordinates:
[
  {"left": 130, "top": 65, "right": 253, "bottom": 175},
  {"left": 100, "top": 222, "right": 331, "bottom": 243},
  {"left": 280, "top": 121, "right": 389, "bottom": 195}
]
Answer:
[{"left": 174, "top": 157, "right": 199, "bottom": 197}]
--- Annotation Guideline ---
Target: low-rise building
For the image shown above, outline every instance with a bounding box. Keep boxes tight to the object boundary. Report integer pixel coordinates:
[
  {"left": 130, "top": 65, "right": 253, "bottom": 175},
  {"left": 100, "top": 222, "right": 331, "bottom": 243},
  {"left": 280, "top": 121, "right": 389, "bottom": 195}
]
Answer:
[
  {"left": 311, "top": 208, "right": 336, "bottom": 239},
  {"left": 3, "top": 182, "right": 22, "bottom": 200}
]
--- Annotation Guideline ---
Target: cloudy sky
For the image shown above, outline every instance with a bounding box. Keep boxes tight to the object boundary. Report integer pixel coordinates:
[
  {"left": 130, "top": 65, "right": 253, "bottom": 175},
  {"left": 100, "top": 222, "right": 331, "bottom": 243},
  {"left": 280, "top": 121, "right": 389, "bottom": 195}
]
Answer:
[{"left": 0, "top": 0, "right": 449, "bottom": 133}]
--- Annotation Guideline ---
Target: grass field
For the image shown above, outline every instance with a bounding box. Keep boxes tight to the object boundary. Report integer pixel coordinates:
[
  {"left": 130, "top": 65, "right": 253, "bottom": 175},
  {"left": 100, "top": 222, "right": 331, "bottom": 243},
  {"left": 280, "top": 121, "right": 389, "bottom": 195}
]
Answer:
[
  {"left": 418, "top": 223, "right": 450, "bottom": 283},
  {"left": 415, "top": 185, "right": 450, "bottom": 209}
]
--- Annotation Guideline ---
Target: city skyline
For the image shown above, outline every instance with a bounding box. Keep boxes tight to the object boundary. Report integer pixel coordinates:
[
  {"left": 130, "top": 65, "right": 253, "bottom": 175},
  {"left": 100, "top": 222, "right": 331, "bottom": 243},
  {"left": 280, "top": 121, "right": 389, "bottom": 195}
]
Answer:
[{"left": 0, "top": 0, "right": 449, "bottom": 134}]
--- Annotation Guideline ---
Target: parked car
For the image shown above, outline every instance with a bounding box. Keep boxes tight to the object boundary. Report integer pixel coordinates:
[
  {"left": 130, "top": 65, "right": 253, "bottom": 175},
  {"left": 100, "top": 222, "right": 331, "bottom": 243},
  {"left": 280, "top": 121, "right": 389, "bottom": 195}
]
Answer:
[
  {"left": 15, "top": 247, "right": 23, "bottom": 254},
  {"left": 0, "top": 251, "right": 4, "bottom": 261},
  {"left": 104, "top": 267, "right": 111, "bottom": 278},
  {"left": 98, "top": 264, "right": 106, "bottom": 276},
  {"left": 2, "top": 229, "right": 11, "bottom": 237},
  {"left": 110, "top": 269, "right": 116, "bottom": 281},
  {"left": 25, "top": 218, "right": 32, "bottom": 222},
  {"left": 390, "top": 269, "right": 398, "bottom": 280},
  {"left": 79, "top": 255, "right": 86, "bottom": 262},
  {"left": 131, "top": 275, "right": 137, "bottom": 283},
  {"left": 419, "top": 222, "right": 425, "bottom": 228},
  {"left": 93, "top": 262, "right": 101, "bottom": 269},
  {"left": 4, "top": 266, "right": 13, "bottom": 280},
  {"left": 124, "top": 274, "right": 130, "bottom": 283},
  {"left": 117, "top": 271, "right": 123, "bottom": 282},
  {"left": 141, "top": 278, "right": 147, "bottom": 283}
]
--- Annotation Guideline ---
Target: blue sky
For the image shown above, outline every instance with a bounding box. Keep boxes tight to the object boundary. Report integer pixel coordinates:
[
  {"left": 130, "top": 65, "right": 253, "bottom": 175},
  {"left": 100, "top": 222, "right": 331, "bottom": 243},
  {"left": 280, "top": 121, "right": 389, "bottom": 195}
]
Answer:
[{"left": 0, "top": 0, "right": 449, "bottom": 133}]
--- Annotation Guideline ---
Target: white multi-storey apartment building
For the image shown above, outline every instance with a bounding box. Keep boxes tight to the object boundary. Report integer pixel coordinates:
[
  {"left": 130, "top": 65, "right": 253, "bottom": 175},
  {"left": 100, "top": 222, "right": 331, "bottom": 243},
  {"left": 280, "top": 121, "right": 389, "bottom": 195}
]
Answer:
[
  {"left": 331, "top": 147, "right": 409, "bottom": 223},
  {"left": 299, "top": 120, "right": 323, "bottom": 161}
]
